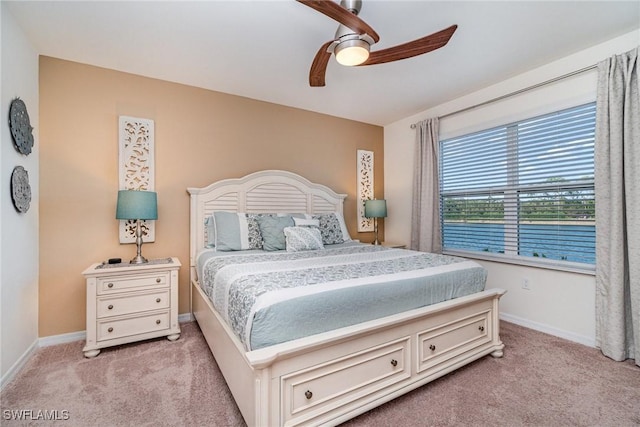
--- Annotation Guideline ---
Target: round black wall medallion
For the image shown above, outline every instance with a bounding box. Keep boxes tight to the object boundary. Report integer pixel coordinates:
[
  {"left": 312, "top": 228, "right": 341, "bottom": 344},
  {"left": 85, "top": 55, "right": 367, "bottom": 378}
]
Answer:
[
  {"left": 11, "top": 166, "right": 31, "bottom": 213},
  {"left": 9, "top": 98, "right": 34, "bottom": 155}
]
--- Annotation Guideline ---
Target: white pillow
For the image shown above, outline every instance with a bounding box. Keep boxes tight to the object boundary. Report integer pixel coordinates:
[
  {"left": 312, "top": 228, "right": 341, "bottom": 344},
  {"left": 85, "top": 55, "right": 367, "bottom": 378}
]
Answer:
[
  {"left": 284, "top": 226, "right": 324, "bottom": 252},
  {"left": 293, "top": 217, "right": 320, "bottom": 227}
]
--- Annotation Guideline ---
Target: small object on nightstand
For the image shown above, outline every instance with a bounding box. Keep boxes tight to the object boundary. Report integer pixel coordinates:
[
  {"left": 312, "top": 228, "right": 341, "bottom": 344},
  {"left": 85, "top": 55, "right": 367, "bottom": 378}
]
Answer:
[
  {"left": 82, "top": 257, "right": 181, "bottom": 358},
  {"left": 107, "top": 258, "right": 122, "bottom": 264}
]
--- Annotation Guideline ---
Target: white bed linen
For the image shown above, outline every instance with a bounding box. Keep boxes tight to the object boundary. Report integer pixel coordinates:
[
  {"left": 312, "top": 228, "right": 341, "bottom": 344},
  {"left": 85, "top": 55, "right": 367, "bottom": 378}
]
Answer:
[{"left": 196, "top": 242, "right": 487, "bottom": 350}]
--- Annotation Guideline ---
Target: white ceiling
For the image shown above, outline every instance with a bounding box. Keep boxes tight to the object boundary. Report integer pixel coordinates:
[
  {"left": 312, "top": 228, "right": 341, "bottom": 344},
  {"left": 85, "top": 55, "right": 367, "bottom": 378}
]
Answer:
[{"left": 6, "top": 1, "right": 640, "bottom": 126}]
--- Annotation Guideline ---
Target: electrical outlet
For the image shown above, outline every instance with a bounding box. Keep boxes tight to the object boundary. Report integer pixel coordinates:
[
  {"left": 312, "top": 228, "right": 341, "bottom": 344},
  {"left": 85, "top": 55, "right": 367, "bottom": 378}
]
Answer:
[{"left": 522, "top": 278, "right": 531, "bottom": 290}]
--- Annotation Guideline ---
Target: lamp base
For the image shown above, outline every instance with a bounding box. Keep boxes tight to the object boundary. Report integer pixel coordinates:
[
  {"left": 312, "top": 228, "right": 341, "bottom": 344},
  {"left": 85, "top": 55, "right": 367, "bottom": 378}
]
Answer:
[
  {"left": 373, "top": 217, "right": 381, "bottom": 245},
  {"left": 130, "top": 219, "right": 149, "bottom": 264},
  {"left": 130, "top": 254, "right": 149, "bottom": 264}
]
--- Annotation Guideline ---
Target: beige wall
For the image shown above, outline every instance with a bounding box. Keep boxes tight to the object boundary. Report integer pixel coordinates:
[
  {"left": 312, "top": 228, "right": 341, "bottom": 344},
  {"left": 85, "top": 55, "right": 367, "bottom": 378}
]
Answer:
[{"left": 39, "top": 56, "right": 383, "bottom": 337}]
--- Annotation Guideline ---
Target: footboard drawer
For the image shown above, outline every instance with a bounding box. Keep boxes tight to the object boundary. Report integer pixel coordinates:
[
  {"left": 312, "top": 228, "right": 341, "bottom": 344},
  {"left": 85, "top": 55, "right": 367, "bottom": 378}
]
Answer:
[
  {"left": 417, "top": 310, "right": 491, "bottom": 374},
  {"left": 281, "top": 337, "right": 411, "bottom": 425}
]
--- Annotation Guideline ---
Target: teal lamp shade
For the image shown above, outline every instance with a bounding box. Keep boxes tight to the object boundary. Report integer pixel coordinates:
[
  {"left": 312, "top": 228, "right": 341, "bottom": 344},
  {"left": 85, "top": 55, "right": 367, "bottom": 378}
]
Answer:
[
  {"left": 116, "top": 190, "right": 158, "bottom": 220},
  {"left": 364, "top": 199, "right": 387, "bottom": 219},
  {"left": 116, "top": 190, "right": 157, "bottom": 264}
]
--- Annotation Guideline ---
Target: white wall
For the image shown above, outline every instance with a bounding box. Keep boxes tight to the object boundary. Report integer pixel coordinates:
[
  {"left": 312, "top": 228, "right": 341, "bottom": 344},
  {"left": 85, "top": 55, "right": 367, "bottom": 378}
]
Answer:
[
  {"left": 384, "top": 30, "right": 640, "bottom": 347},
  {"left": 1, "top": 3, "right": 40, "bottom": 387}
]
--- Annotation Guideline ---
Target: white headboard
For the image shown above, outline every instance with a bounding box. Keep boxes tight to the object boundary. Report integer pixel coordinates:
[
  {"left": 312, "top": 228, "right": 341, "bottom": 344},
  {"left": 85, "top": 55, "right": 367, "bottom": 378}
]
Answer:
[{"left": 187, "top": 170, "right": 347, "bottom": 271}]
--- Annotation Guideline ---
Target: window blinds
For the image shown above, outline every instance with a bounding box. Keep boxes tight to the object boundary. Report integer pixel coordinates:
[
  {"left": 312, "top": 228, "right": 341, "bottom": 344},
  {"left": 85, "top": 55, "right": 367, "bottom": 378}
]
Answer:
[{"left": 440, "top": 103, "right": 596, "bottom": 265}]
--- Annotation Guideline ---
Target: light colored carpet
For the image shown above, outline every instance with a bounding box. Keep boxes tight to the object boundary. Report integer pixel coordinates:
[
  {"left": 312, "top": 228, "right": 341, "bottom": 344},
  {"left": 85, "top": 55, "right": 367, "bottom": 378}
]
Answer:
[{"left": 1, "top": 321, "right": 639, "bottom": 426}]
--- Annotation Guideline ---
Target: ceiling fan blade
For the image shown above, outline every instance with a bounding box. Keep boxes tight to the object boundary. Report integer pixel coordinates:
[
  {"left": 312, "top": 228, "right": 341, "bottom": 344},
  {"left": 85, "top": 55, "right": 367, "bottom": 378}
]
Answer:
[
  {"left": 360, "top": 25, "right": 457, "bottom": 66},
  {"left": 297, "top": 0, "right": 380, "bottom": 43},
  {"left": 309, "top": 41, "right": 334, "bottom": 87}
]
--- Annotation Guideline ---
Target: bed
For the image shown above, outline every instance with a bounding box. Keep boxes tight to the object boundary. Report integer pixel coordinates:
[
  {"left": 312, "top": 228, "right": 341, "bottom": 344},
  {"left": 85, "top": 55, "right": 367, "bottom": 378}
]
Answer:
[{"left": 188, "top": 170, "right": 505, "bottom": 427}]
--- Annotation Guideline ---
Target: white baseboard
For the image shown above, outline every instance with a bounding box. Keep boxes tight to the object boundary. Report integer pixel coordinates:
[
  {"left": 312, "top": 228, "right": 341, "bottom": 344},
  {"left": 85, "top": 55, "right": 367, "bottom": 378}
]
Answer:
[
  {"left": 2, "top": 312, "right": 196, "bottom": 390},
  {"left": 178, "top": 312, "right": 193, "bottom": 323},
  {"left": 36, "top": 313, "right": 194, "bottom": 348},
  {"left": 1, "top": 338, "right": 38, "bottom": 391},
  {"left": 500, "top": 312, "right": 596, "bottom": 348},
  {"left": 39, "top": 330, "right": 86, "bottom": 347}
]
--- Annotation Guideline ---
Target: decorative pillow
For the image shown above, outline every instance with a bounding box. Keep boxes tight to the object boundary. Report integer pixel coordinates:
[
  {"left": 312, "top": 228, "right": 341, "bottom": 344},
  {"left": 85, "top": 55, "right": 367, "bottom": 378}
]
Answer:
[
  {"left": 247, "top": 213, "right": 272, "bottom": 249},
  {"left": 245, "top": 215, "right": 264, "bottom": 249},
  {"left": 284, "top": 226, "right": 324, "bottom": 252},
  {"left": 256, "top": 215, "right": 294, "bottom": 251},
  {"left": 333, "top": 211, "right": 352, "bottom": 241},
  {"left": 293, "top": 217, "right": 320, "bottom": 228},
  {"left": 212, "top": 212, "right": 263, "bottom": 251},
  {"left": 313, "top": 212, "right": 350, "bottom": 245}
]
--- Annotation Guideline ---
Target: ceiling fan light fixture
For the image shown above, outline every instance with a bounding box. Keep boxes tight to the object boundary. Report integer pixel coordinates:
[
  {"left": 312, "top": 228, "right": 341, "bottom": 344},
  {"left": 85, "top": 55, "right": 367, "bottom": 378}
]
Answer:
[{"left": 335, "top": 39, "right": 370, "bottom": 66}]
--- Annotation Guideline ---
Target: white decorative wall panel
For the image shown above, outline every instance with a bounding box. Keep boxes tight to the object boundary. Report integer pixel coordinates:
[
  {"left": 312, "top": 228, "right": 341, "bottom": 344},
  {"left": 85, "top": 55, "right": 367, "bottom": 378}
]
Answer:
[
  {"left": 118, "top": 116, "right": 155, "bottom": 243},
  {"left": 357, "top": 149, "right": 374, "bottom": 232}
]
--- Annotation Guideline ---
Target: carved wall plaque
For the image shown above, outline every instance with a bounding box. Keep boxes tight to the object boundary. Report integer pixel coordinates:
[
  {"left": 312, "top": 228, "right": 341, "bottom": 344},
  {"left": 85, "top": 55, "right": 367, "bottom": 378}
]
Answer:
[
  {"left": 118, "top": 116, "right": 155, "bottom": 243},
  {"left": 357, "top": 149, "right": 374, "bottom": 232}
]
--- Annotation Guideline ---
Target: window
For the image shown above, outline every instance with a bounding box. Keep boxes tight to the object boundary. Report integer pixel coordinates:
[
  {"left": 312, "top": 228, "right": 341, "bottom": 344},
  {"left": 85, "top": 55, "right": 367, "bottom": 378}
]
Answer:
[{"left": 439, "top": 103, "right": 596, "bottom": 269}]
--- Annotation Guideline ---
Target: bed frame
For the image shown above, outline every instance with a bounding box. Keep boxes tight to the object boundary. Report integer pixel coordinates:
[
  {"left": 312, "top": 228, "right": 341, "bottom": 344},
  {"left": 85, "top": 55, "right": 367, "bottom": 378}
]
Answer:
[{"left": 188, "top": 170, "right": 505, "bottom": 427}]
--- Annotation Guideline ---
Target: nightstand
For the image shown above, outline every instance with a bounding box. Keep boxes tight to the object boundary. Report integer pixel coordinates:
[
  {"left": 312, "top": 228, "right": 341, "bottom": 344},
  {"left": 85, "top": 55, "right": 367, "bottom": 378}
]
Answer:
[
  {"left": 82, "top": 257, "right": 181, "bottom": 358},
  {"left": 381, "top": 242, "right": 407, "bottom": 249}
]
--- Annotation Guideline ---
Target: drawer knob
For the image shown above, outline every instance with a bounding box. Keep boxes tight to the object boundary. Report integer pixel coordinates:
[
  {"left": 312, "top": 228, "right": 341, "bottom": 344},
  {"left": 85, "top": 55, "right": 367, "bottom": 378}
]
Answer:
[
  {"left": 156, "top": 298, "right": 161, "bottom": 303},
  {"left": 156, "top": 319, "right": 161, "bottom": 325},
  {"left": 305, "top": 390, "right": 313, "bottom": 400},
  {"left": 108, "top": 304, "right": 114, "bottom": 310},
  {"left": 107, "top": 327, "right": 113, "bottom": 333},
  {"left": 429, "top": 344, "right": 436, "bottom": 351},
  {"left": 479, "top": 325, "right": 485, "bottom": 332},
  {"left": 107, "top": 283, "right": 114, "bottom": 288},
  {"left": 390, "top": 359, "right": 398, "bottom": 367},
  {"left": 156, "top": 278, "right": 161, "bottom": 283}
]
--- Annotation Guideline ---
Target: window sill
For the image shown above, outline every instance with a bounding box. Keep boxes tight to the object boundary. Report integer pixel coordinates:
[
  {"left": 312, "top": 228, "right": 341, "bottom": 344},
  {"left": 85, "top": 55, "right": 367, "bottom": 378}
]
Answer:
[{"left": 442, "top": 249, "right": 596, "bottom": 276}]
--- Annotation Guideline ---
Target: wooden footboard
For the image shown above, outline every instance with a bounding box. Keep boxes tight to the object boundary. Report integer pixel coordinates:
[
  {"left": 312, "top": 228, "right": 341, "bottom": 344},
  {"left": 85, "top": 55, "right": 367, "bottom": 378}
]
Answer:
[{"left": 192, "top": 279, "right": 505, "bottom": 427}]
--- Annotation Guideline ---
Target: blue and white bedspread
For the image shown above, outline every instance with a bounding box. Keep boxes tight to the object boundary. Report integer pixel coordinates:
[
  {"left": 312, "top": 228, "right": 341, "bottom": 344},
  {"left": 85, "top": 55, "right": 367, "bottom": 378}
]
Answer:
[{"left": 196, "top": 242, "right": 487, "bottom": 351}]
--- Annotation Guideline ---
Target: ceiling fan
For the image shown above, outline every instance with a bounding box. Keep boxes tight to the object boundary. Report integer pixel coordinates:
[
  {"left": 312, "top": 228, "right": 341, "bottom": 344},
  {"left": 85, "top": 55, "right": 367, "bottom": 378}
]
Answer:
[{"left": 297, "top": 0, "right": 457, "bottom": 87}]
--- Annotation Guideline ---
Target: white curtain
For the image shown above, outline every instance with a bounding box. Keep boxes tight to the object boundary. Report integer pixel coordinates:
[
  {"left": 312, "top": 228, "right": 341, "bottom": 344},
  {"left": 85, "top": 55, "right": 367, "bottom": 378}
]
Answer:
[
  {"left": 595, "top": 47, "right": 640, "bottom": 366},
  {"left": 410, "top": 118, "right": 442, "bottom": 253}
]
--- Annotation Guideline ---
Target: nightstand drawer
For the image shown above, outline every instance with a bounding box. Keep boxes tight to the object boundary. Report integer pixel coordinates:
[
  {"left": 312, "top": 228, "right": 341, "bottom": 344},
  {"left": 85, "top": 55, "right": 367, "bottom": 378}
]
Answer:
[
  {"left": 97, "top": 272, "right": 169, "bottom": 294},
  {"left": 97, "top": 311, "right": 170, "bottom": 341},
  {"left": 97, "top": 290, "right": 170, "bottom": 318}
]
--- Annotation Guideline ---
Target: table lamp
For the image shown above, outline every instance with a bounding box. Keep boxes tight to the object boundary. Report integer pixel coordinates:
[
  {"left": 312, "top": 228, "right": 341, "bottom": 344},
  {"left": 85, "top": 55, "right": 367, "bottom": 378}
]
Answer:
[
  {"left": 116, "top": 190, "right": 158, "bottom": 264},
  {"left": 364, "top": 199, "right": 387, "bottom": 245}
]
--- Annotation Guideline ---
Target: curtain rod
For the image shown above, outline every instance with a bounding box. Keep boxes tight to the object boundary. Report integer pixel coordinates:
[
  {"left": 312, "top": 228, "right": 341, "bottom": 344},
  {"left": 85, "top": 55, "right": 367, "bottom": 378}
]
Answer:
[{"left": 410, "top": 64, "right": 598, "bottom": 128}]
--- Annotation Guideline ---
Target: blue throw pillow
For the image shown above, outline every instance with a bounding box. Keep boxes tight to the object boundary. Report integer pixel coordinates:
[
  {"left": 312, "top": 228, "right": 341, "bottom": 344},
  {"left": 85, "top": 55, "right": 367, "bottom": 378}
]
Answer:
[
  {"left": 256, "top": 215, "right": 294, "bottom": 251},
  {"left": 211, "top": 212, "right": 263, "bottom": 251}
]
